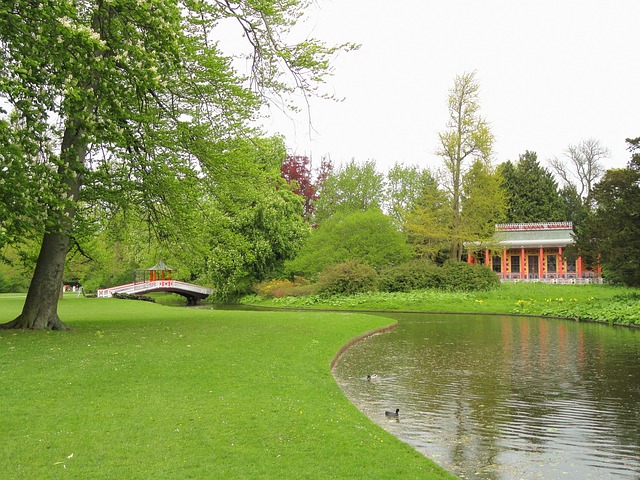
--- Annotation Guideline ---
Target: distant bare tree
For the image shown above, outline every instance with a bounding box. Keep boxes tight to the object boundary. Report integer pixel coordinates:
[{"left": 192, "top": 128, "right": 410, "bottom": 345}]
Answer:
[{"left": 549, "top": 139, "right": 610, "bottom": 199}]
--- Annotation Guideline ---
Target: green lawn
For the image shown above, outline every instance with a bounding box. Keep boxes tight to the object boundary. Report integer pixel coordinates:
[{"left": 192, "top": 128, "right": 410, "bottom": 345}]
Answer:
[{"left": 0, "top": 295, "right": 456, "bottom": 479}]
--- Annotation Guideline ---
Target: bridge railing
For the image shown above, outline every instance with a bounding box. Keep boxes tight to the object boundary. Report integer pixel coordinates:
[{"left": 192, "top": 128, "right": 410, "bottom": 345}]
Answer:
[{"left": 97, "top": 280, "right": 213, "bottom": 298}]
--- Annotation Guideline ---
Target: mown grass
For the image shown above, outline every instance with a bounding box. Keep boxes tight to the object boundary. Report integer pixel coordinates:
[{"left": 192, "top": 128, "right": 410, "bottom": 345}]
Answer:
[
  {"left": 241, "top": 282, "right": 640, "bottom": 326},
  {"left": 0, "top": 295, "right": 456, "bottom": 480}
]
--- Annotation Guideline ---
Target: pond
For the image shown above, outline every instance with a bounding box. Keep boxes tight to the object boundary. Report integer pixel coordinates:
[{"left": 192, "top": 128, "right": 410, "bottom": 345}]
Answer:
[{"left": 332, "top": 313, "right": 640, "bottom": 480}]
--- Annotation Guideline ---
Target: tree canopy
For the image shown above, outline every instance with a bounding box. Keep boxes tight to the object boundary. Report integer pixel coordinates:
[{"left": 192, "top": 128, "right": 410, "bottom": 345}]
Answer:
[
  {"left": 314, "top": 159, "right": 386, "bottom": 224},
  {"left": 549, "top": 138, "right": 609, "bottom": 200},
  {"left": 0, "top": 0, "right": 354, "bottom": 329},
  {"left": 286, "top": 209, "right": 412, "bottom": 278},
  {"left": 499, "top": 151, "right": 564, "bottom": 223},
  {"left": 436, "top": 71, "right": 494, "bottom": 261},
  {"left": 385, "top": 162, "right": 438, "bottom": 227},
  {"left": 280, "top": 154, "right": 331, "bottom": 221},
  {"left": 579, "top": 137, "right": 640, "bottom": 287}
]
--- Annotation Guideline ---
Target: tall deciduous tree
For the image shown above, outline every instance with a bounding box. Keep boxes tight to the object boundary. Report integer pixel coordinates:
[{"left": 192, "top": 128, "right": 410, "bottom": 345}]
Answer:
[
  {"left": 436, "top": 71, "right": 494, "bottom": 261},
  {"left": 0, "top": 0, "right": 354, "bottom": 329},
  {"left": 280, "top": 154, "right": 332, "bottom": 221},
  {"left": 460, "top": 159, "right": 507, "bottom": 245},
  {"left": 549, "top": 138, "right": 609, "bottom": 200},
  {"left": 403, "top": 181, "right": 452, "bottom": 261},
  {"left": 314, "top": 159, "right": 385, "bottom": 224},
  {"left": 385, "top": 162, "right": 438, "bottom": 227},
  {"left": 499, "top": 151, "right": 564, "bottom": 223},
  {"left": 579, "top": 137, "right": 640, "bottom": 286}
]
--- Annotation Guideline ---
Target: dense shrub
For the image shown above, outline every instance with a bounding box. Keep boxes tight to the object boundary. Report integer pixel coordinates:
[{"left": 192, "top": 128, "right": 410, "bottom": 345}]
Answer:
[
  {"left": 286, "top": 209, "right": 412, "bottom": 278},
  {"left": 441, "top": 261, "right": 500, "bottom": 291},
  {"left": 113, "top": 292, "right": 156, "bottom": 302},
  {"left": 315, "top": 261, "right": 379, "bottom": 296},
  {"left": 379, "top": 259, "right": 445, "bottom": 292},
  {"left": 252, "top": 277, "right": 313, "bottom": 299},
  {"left": 379, "top": 260, "right": 499, "bottom": 292}
]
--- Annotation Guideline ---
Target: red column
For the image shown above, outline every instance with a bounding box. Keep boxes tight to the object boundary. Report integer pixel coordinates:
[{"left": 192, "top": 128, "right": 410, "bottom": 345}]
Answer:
[
  {"left": 467, "top": 252, "right": 473, "bottom": 264},
  {"left": 539, "top": 247, "right": 544, "bottom": 279},
  {"left": 577, "top": 255, "right": 583, "bottom": 278},
  {"left": 521, "top": 248, "right": 525, "bottom": 279},
  {"left": 502, "top": 249, "right": 507, "bottom": 279},
  {"left": 485, "top": 249, "right": 490, "bottom": 266},
  {"left": 558, "top": 247, "right": 563, "bottom": 277}
]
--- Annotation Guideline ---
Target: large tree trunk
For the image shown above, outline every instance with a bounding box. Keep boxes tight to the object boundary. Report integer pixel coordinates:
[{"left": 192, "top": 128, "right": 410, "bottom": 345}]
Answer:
[
  {"left": 1, "top": 232, "right": 71, "bottom": 330},
  {"left": 1, "top": 121, "right": 85, "bottom": 330}
]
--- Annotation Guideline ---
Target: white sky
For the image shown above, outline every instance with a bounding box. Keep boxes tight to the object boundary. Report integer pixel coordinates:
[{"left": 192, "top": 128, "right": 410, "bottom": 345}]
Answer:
[{"left": 259, "top": 0, "right": 640, "bottom": 174}]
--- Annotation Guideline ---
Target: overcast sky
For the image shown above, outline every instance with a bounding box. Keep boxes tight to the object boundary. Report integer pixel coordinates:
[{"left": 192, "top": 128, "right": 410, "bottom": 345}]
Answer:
[{"left": 259, "top": 0, "right": 639, "bottom": 175}]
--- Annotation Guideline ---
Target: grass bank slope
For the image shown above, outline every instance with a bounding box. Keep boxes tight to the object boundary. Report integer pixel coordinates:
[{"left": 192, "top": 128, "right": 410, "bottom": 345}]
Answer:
[
  {"left": 242, "top": 283, "right": 640, "bottom": 326},
  {"left": 0, "top": 296, "right": 455, "bottom": 480}
]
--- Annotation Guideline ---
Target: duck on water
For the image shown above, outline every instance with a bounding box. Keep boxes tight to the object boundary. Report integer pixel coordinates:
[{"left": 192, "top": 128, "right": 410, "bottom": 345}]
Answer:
[{"left": 385, "top": 408, "right": 400, "bottom": 418}]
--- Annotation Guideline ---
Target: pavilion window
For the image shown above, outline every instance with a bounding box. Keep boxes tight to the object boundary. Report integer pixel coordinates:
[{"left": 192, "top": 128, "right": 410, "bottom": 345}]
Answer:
[
  {"left": 492, "top": 256, "right": 501, "bottom": 272},
  {"left": 547, "top": 255, "right": 557, "bottom": 273},
  {"left": 510, "top": 255, "right": 520, "bottom": 273}
]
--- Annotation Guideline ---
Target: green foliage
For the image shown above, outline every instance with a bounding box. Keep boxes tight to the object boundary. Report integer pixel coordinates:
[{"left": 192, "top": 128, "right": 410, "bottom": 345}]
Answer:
[
  {"left": 0, "top": 0, "right": 354, "bottom": 326},
  {"left": 440, "top": 261, "right": 501, "bottom": 291},
  {"left": 499, "top": 152, "right": 564, "bottom": 223},
  {"left": 379, "top": 260, "right": 501, "bottom": 293},
  {"left": 316, "top": 261, "right": 379, "bottom": 296},
  {"left": 287, "top": 209, "right": 411, "bottom": 278},
  {"left": 579, "top": 139, "right": 640, "bottom": 287},
  {"left": 314, "top": 159, "right": 385, "bottom": 224},
  {"left": 436, "top": 71, "right": 494, "bottom": 261},
  {"left": 385, "top": 162, "right": 438, "bottom": 226},
  {"left": 245, "top": 282, "right": 639, "bottom": 327},
  {"left": 197, "top": 137, "right": 311, "bottom": 299},
  {"left": 317, "top": 259, "right": 500, "bottom": 296},
  {"left": 0, "top": 246, "right": 32, "bottom": 293},
  {"left": 560, "top": 183, "right": 589, "bottom": 229},
  {"left": 379, "top": 259, "right": 444, "bottom": 292},
  {"left": 403, "top": 182, "right": 452, "bottom": 261},
  {"left": 511, "top": 291, "right": 640, "bottom": 326},
  {"left": 461, "top": 159, "right": 507, "bottom": 243},
  {"left": 112, "top": 292, "right": 155, "bottom": 302},
  {"left": 252, "top": 276, "right": 313, "bottom": 299}
]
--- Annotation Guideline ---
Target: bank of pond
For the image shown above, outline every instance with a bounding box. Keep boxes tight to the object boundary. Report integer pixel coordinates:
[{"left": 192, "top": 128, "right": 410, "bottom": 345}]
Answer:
[
  {"left": 1, "top": 292, "right": 639, "bottom": 479},
  {"left": 240, "top": 282, "right": 640, "bottom": 327}
]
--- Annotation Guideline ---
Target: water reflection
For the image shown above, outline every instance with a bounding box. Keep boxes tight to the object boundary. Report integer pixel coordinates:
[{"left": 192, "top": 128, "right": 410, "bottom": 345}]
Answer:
[{"left": 333, "top": 314, "right": 640, "bottom": 480}]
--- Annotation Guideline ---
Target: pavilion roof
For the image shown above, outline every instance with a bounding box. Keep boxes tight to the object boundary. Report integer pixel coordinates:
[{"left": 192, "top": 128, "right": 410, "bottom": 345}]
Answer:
[
  {"left": 494, "top": 222, "right": 575, "bottom": 248},
  {"left": 147, "top": 259, "right": 173, "bottom": 271}
]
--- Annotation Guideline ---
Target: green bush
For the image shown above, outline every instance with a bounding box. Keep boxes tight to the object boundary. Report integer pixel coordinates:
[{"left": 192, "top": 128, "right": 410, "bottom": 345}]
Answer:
[
  {"left": 379, "top": 259, "right": 445, "bottom": 292},
  {"left": 252, "top": 276, "right": 313, "bottom": 298},
  {"left": 286, "top": 209, "right": 412, "bottom": 278},
  {"left": 316, "top": 261, "right": 379, "bottom": 296},
  {"left": 441, "top": 261, "right": 500, "bottom": 291}
]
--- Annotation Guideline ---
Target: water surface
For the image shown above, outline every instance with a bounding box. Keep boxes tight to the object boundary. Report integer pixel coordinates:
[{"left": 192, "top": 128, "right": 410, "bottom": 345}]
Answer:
[{"left": 333, "top": 313, "right": 640, "bottom": 480}]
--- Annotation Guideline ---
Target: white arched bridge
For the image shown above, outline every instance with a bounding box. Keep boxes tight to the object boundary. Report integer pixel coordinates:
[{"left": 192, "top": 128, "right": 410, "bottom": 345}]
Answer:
[{"left": 97, "top": 280, "right": 213, "bottom": 305}]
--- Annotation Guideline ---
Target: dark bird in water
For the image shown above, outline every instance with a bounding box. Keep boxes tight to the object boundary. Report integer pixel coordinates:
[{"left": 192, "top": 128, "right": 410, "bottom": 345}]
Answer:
[
  {"left": 385, "top": 408, "right": 400, "bottom": 417},
  {"left": 366, "top": 374, "right": 378, "bottom": 381}
]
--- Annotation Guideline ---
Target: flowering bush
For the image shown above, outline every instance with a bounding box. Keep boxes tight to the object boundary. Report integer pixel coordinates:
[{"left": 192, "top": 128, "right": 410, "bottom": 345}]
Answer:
[
  {"left": 315, "top": 261, "right": 379, "bottom": 296},
  {"left": 252, "top": 277, "right": 312, "bottom": 298}
]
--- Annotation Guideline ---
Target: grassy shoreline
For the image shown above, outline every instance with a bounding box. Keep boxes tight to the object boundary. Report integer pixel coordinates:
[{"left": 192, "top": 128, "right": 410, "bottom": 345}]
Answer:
[
  {"left": 0, "top": 295, "right": 455, "bottom": 479},
  {"left": 240, "top": 283, "right": 640, "bottom": 326}
]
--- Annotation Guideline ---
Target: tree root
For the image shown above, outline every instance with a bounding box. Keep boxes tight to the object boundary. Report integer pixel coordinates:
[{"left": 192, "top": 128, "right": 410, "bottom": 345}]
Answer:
[{"left": 0, "top": 313, "right": 70, "bottom": 331}]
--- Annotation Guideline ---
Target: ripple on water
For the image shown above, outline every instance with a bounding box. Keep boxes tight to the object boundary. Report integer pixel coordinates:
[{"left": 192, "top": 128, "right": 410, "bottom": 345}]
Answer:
[{"left": 333, "top": 313, "right": 640, "bottom": 480}]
